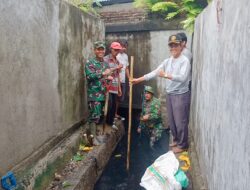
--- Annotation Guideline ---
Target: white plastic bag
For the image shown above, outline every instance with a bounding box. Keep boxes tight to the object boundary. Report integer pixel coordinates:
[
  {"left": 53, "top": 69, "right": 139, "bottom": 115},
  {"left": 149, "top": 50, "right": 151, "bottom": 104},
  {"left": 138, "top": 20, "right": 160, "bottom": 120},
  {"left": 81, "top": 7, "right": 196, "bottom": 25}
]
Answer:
[{"left": 140, "top": 151, "right": 181, "bottom": 190}]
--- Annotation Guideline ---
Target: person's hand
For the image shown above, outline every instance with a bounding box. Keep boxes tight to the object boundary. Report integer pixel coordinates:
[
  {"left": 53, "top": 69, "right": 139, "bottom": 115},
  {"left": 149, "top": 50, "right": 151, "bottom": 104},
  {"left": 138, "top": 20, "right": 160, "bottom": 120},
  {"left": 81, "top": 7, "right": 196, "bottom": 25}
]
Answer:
[
  {"left": 158, "top": 70, "right": 166, "bottom": 78},
  {"left": 117, "top": 64, "right": 123, "bottom": 70},
  {"left": 158, "top": 70, "right": 170, "bottom": 79},
  {"left": 137, "top": 127, "right": 141, "bottom": 133},
  {"left": 130, "top": 78, "right": 140, "bottom": 84},
  {"left": 130, "top": 76, "right": 145, "bottom": 84},
  {"left": 102, "top": 69, "right": 111, "bottom": 76},
  {"left": 118, "top": 88, "right": 122, "bottom": 97},
  {"left": 107, "top": 76, "right": 113, "bottom": 80},
  {"left": 141, "top": 114, "right": 150, "bottom": 121}
]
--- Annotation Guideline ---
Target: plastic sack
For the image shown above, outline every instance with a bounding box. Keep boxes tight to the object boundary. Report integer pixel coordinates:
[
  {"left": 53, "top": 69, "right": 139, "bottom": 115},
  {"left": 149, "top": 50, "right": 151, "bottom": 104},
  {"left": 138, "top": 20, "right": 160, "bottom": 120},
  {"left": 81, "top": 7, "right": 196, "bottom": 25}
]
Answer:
[
  {"left": 178, "top": 152, "right": 191, "bottom": 172},
  {"left": 174, "top": 169, "right": 189, "bottom": 188},
  {"left": 140, "top": 151, "right": 182, "bottom": 190}
]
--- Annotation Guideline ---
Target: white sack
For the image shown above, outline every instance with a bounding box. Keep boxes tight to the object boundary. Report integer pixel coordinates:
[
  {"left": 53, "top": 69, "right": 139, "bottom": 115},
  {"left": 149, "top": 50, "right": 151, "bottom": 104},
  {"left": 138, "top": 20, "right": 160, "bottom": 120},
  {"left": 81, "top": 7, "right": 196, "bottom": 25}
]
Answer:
[{"left": 140, "top": 151, "right": 181, "bottom": 190}]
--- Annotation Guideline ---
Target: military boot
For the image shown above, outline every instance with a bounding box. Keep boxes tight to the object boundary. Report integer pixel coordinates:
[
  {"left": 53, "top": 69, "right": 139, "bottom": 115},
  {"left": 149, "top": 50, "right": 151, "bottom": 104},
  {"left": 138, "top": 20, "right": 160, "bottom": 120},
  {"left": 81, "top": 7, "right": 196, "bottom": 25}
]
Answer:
[
  {"left": 82, "top": 133, "right": 90, "bottom": 146},
  {"left": 112, "top": 118, "right": 118, "bottom": 130},
  {"left": 89, "top": 122, "right": 97, "bottom": 137},
  {"left": 89, "top": 134, "right": 101, "bottom": 146}
]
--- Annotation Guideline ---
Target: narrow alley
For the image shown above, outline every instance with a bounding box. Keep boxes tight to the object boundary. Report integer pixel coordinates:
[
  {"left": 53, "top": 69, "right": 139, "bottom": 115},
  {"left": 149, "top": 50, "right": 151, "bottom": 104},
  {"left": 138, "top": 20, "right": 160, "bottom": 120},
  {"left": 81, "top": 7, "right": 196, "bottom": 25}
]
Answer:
[{"left": 1, "top": 0, "right": 250, "bottom": 190}]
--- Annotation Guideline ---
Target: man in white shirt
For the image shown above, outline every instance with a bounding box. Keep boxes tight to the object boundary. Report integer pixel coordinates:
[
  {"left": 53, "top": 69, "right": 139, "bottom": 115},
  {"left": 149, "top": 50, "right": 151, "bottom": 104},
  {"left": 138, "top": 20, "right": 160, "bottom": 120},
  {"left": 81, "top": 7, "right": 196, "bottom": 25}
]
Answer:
[
  {"left": 116, "top": 41, "right": 130, "bottom": 118},
  {"left": 132, "top": 34, "right": 191, "bottom": 153}
]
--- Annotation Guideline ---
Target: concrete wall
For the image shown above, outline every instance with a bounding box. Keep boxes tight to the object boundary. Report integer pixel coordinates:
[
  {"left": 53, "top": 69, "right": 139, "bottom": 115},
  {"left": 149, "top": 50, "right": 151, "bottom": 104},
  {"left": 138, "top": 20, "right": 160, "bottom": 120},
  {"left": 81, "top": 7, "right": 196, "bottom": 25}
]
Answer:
[
  {"left": 190, "top": 0, "right": 250, "bottom": 189},
  {"left": 0, "top": 0, "right": 104, "bottom": 175}
]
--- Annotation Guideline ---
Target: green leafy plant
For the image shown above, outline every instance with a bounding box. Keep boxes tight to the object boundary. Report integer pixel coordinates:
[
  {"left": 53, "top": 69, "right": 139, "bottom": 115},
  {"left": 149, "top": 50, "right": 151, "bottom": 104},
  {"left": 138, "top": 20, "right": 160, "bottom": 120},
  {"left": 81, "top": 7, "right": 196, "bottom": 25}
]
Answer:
[
  {"left": 151, "top": 2, "right": 178, "bottom": 12},
  {"left": 67, "top": 0, "right": 102, "bottom": 16},
  {"left": 73, "top": 152, "right": 84, "bottom": 161},
  {"left": 134, "top": 0, "right": 211, "bottom": 32},
  {"left": 62, "top": 181, "right": 72, "bottom": 188}
]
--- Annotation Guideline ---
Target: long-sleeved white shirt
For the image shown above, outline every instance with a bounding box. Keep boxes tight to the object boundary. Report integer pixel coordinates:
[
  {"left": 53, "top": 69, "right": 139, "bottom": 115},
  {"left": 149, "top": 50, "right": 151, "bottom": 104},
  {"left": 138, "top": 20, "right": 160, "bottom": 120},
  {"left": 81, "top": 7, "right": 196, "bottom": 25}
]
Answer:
[
  {"left": 117, "top": 53, "right": 129, "bottom": 83},
  {"left": 144, "top": 55, "right": 191, "bottom": 94}
]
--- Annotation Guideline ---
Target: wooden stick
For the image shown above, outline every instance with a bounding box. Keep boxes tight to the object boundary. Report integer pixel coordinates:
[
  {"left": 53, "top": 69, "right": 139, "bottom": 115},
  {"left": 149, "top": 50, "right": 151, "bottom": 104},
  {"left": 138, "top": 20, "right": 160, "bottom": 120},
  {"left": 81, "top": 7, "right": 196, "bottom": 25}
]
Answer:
[
  {"left": 103, "top": 90, "right": 109, "bottom": 134},
  {"left": 126, "top": 56, "right": 134, "bottom": 171}
]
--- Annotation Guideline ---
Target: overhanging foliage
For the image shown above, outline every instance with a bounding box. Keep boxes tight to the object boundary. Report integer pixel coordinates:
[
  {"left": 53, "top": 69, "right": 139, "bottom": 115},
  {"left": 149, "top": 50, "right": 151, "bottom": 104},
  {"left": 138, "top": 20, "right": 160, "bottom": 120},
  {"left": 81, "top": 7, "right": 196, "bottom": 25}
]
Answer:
[
  {"left": 67, "top": 0, "right": 102, "bottom": 16},
  {"left": 134, "top": 0, "right": 211, "bottom": 32}
]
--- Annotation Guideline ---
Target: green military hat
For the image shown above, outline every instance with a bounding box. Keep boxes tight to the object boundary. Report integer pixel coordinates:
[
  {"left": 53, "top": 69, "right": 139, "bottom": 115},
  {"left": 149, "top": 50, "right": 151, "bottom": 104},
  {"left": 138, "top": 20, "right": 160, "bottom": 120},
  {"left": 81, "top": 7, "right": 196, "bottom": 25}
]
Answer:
[
  {"left": 94, "top": 41, "right": 106, "bottom": 49},
  {"left": 144, "top": 85, "right": 154, "bottom": 94}
]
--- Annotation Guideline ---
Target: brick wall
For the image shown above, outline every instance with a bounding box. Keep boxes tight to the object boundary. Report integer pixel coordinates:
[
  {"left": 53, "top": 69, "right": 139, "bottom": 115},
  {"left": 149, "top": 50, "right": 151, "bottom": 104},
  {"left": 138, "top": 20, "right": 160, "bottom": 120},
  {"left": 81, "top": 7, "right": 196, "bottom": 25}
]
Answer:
[{"left": 100, "top": 9, "right": 148, "bottom": 25}]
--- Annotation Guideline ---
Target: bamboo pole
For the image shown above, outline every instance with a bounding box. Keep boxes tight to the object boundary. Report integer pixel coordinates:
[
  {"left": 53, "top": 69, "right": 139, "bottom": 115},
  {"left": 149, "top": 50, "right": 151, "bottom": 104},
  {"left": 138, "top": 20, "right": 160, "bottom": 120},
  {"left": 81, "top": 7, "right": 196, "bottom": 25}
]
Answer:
[
  {"left": 126, "top": 56, "right": 134, "bottom": 171},
  {"left": 102, "top": 91, "right": 109, "bottom": 134}
]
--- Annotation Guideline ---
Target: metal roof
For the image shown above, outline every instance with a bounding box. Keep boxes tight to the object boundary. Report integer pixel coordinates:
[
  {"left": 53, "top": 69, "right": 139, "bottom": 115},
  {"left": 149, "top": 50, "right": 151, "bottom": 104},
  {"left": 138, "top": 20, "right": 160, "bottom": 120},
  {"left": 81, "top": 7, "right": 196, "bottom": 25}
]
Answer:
[{"left": 94, "top": 0, "right": 133, "bottom": 6}]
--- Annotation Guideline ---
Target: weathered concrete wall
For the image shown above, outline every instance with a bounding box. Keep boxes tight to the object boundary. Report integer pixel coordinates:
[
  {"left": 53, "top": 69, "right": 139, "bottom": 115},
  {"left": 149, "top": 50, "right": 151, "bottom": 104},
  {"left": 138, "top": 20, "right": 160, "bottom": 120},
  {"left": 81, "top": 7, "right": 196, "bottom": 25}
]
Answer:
[
  {"left": 191, "top": 0, "right": 250, "bottom": 189},
  {"left": 0, "top": 0, "right": 104, "bottom": 176},
  {"left": 106, "top": 30, "right": 192, "bottom": 108}
]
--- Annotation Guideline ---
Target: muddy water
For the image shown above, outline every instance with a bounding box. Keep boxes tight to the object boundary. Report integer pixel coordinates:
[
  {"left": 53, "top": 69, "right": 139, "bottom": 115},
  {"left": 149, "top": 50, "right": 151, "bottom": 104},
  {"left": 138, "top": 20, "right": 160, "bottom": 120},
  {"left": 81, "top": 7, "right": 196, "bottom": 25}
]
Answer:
[{"left": 94, "top": 108, "right": 170, "bottom": 190}]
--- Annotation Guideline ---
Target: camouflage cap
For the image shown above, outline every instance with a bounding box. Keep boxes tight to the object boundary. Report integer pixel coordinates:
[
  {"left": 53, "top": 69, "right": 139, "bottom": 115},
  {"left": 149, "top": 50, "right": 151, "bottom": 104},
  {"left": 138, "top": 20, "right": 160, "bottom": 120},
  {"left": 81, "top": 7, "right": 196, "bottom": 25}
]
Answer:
[
  {"left": 94, "top": 41, "right": 106, "bottom": 49},
  {"left": 144, "top": 86, "right": 154, "bottom": 94}
]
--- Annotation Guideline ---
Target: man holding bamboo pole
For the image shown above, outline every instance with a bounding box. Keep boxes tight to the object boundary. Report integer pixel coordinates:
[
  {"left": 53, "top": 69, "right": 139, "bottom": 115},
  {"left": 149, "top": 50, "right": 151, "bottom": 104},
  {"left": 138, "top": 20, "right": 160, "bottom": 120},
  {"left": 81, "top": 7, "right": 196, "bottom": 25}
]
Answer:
[{"left": 84, "top": 41, "right": 113, "bottom": 146}]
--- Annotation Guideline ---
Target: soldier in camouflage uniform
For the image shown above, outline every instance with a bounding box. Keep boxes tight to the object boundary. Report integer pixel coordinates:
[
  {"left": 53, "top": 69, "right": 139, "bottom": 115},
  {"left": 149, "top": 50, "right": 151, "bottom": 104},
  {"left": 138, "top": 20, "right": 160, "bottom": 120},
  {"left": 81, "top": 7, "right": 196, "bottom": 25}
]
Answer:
[
  {"left": 137, "top": 86, "right": 163, "bottom": 148},
  {"left": 85, "top": 41, "right": 112, "bottom": 145}
]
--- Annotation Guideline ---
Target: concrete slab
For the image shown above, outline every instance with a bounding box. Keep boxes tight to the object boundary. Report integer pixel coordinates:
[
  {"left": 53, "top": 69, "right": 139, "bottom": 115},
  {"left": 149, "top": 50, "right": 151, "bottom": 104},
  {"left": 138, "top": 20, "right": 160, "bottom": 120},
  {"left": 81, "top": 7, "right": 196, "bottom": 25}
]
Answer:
[{"left": 47, "top": 120, "right": 125, "bottom": 190}]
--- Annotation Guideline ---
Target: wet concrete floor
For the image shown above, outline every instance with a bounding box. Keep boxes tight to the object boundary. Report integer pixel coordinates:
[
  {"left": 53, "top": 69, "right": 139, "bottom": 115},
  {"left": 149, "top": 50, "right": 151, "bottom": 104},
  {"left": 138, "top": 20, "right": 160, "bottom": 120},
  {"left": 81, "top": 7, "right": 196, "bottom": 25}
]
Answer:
[{"left": 94, "top": 108, "right": 170, "bottom": 190}]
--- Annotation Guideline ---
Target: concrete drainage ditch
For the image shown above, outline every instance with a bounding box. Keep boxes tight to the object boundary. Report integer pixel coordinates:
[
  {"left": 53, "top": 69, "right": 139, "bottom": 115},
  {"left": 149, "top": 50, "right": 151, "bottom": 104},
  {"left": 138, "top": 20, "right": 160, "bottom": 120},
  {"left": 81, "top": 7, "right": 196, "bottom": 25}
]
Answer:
[{"left": 46, "top": 120, "right": 125, "bottom": 190}]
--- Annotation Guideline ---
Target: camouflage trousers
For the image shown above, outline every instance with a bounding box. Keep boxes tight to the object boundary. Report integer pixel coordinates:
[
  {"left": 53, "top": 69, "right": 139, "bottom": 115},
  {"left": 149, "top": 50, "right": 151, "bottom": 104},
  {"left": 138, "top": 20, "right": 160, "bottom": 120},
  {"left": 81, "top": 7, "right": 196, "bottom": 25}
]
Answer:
[
  {"left": 140, "top": 122, "right": 163, "bottom": 147},
  {"left": 88, "top": 101, "right": 104, "bottom": 124}
]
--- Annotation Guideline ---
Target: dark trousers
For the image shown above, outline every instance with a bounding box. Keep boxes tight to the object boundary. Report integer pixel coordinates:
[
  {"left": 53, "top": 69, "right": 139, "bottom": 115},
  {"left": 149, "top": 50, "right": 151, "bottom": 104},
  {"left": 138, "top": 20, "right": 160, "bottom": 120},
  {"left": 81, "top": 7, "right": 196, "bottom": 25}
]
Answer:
[
  {"left": 166, "top": 91, "right": 191, "bottom": 149},
  {"left": 107, "top": 93, "right": 117, "bottom": 125}
]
